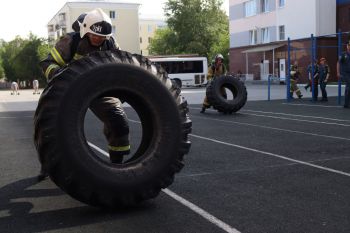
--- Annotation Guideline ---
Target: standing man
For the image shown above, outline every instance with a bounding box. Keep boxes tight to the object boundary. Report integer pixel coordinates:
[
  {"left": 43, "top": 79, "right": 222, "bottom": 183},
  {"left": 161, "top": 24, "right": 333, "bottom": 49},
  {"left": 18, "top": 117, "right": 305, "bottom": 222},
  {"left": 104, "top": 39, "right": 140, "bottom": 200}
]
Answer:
[
  {"left": 290, "top": 61, "right": 303, "bottom": 99},
  {"left": 318, "top": 58, "right": 330, "bottom": 102},
  {"left": 306, "top": 59, "right": 319, "bottom": 101},
  {"left": 200, "top": 54, "right": 227, "bottom": 113},
  {"left": 337, "top": 41, "right": 350, "bottom": 108}
]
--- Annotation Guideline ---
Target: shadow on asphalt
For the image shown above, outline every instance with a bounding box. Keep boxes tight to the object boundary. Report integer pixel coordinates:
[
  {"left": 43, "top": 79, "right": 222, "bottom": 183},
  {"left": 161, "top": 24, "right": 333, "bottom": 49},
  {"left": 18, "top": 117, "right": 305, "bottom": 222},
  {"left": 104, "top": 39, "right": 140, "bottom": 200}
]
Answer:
[{"left": 0, "top": 177, "right": 156, "bottom": 233}]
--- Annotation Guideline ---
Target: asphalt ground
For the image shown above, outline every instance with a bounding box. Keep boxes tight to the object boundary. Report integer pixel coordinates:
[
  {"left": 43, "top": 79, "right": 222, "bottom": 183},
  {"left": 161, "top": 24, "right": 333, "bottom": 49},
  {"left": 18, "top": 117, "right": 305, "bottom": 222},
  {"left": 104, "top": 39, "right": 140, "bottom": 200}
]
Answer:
[{"left": 1, "top": 90, "right": 350, "bottom": 233}]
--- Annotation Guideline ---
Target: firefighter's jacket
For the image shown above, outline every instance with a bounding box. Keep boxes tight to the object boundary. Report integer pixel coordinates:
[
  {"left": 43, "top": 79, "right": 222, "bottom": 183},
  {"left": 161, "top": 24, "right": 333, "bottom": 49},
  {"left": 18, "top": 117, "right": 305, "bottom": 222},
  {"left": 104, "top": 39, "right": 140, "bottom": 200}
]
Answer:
[
  {"left": 207, "top": 63, "right": 227, "bottom": 81},
  {"left": 39, "top": 34, "right": 129, "bottom": 150},
  {"left": 290, "top": 65, "right": 300, "bottom": 81},
  {"left": 40, "top": 33, "right": 118, "bottom": 81}
]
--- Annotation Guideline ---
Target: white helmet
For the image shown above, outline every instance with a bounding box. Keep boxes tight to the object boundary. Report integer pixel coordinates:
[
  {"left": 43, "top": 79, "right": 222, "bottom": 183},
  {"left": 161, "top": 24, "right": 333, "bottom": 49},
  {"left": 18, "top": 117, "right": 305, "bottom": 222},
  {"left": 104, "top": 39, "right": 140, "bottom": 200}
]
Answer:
[
  {"left": 80, "top": 8, "right": 112, "bottom": 38},
  {"left": 215, "top": 54, "right": 224, "bottom": 60}
]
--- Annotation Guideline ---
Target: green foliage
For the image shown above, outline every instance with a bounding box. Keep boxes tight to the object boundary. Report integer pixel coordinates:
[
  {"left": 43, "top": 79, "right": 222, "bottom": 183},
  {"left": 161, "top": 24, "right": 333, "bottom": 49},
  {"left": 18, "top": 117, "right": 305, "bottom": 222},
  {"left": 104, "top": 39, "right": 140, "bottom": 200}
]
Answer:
[
  {"left": 148, "top": 28, "right": 180, "bottom": 55},
  {"left": 0, "top": 33, "right": 50, "bottom": 85},
  {"left": 149, "top": 0, "right": 229, "bottom": 65}
]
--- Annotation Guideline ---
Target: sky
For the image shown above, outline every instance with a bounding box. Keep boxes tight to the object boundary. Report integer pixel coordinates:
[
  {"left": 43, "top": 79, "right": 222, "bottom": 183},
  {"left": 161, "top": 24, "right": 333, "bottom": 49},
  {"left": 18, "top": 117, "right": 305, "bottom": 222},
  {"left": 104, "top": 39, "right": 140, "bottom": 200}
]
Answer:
[{"left": 0, "top": 0, "right": 229, "bottom": 42}]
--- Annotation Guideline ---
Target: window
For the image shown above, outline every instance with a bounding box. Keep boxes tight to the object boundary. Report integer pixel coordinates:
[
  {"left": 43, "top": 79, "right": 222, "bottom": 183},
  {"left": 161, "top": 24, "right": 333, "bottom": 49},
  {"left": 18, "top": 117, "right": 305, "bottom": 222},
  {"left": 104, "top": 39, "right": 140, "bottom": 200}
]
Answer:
[
  {"left": 61, "top": 27, "right": 67, "bottom": 36},
  {"left": 244, "top": 0, "right": 257, "bottom": 17},
  {"left": 109, "top": 11, "right": 116, "bottom": 19},
  {"left": 279, "top": 25, "right": 285, "bottom": 40},
  {"left": 48, "top": 25, "right": 54, "bottom": 32},
  {"left": 148, "top": 25, "right": 153, "bottom": 33},
  {"left": 155, "top": 61, "right": 204, "bottom": 74},
  {"left": 249, "top": 29, "right": 257, "bottom": 45},
  {"left": 279, "top": 0, "right": 285, "bottom": 7},
  {"left": 261, "top": 27, "right": 269, "bottom": 43},
  {"left": 261, "top": 0, "right": 269, "bottom": 13},
  {"left": 148, "top": 37, "right": 152, "bottom": 43},
  {"left": 140, "top": 37, "right": 142, "bottom": 43},
  {"left": 58, "top": 13, "right": 66, "bottom": 21}
]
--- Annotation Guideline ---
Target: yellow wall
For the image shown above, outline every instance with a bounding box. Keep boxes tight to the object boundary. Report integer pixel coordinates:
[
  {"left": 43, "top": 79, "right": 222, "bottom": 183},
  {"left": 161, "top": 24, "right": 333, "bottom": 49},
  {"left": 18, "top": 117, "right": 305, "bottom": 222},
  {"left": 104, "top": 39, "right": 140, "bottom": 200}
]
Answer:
[
  {"left": 139, "top": 19, "right": 166, "bottom": 56},
  {"left": 48, "top": 2, "right": 140, "bottom": 54}
]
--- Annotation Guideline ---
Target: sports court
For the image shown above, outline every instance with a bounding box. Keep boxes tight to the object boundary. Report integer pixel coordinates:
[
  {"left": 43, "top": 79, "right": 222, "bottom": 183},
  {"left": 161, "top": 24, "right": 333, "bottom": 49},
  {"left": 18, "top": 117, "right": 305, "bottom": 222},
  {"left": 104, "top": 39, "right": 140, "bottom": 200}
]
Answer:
[{"left": 0, "top": 88, "right": 349, "bottom": 233}]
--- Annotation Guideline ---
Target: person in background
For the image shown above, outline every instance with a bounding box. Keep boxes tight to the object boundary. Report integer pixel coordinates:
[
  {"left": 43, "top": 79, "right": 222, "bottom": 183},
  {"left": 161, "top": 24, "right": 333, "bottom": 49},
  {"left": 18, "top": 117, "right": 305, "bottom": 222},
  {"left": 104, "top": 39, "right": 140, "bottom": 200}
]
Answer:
[
  {"left": 200, "top": 54, "right": 227, "bottom": 113},
  {"left": 318, "top": 57, "right": 330, "bottom": 102},
  {"left": 32, "top": 79, "right": 40, "bottom": 95},
  {"left": 306, "top": 59, "right": 319, "bottom": 101},
  {"left": 289, "top": 61, "right": 303, "bottom": 99},
  {"left": 10, "top": 81, "right": 19, "bottom": 95},
  {"left": 337, "top": 41, "right": 350, "bottom": 108}
]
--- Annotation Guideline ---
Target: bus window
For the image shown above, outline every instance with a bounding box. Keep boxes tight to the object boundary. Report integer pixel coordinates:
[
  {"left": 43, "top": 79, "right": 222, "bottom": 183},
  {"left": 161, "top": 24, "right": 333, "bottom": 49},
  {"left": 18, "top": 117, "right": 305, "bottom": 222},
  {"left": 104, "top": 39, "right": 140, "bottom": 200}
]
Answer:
[{"left": 148, "top": 56, "right": 208, "bottom": 87}]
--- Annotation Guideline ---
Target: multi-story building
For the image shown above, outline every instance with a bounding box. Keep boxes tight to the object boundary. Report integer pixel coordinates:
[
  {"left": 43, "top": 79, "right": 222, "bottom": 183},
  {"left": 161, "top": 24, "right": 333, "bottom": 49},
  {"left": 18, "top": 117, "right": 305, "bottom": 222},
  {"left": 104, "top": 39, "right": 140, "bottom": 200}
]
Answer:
[
  {"left": 47, "top": 0, "right": 140, "bottom": 54},
  {"left": 139, "top": 18, "right": 166, "bottom": 56},
  {"left": 229, "top": 0, "right": 337, "bottom": 81}
]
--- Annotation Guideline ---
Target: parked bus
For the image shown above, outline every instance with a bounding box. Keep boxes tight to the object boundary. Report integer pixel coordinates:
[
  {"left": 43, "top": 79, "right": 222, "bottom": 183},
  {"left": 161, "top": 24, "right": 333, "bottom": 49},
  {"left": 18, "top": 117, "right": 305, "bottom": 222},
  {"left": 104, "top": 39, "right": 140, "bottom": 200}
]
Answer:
[{"left": 148, "top": 56, "right": 208, "bottom": 87}]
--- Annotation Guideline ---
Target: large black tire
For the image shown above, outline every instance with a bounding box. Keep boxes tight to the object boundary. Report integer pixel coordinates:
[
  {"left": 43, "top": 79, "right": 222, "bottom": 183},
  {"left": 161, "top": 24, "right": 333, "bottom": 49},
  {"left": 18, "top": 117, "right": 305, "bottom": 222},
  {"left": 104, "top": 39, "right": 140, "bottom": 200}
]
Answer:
[
  {"left": 34, "top": 50, "right": 192, "bottom": 207},
  {"left": 206, "top": 75, "right": 247, "bottom": 114}
]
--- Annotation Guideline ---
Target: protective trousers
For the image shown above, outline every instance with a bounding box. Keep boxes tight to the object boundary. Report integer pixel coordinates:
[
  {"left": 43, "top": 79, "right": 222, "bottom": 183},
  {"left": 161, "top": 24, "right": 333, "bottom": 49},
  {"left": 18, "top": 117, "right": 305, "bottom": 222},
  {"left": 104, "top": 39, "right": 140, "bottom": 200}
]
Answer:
[
  {"left": 203, "top": 87, "right": 227, "bottom": 108},
  {"left": 290, "top": 79, "right": 302, "bottom": 97},
  {"left": 89, "top": 97, "right": 130, "bottom": 154}
]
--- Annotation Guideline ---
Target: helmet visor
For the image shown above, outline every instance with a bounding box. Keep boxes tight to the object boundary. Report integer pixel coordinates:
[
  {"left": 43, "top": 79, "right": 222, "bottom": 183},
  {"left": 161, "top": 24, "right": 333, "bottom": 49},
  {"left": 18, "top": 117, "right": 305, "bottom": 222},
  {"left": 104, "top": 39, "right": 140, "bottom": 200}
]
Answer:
[{"left": 89, "top": 21, "right": 112, "bottom": 36}]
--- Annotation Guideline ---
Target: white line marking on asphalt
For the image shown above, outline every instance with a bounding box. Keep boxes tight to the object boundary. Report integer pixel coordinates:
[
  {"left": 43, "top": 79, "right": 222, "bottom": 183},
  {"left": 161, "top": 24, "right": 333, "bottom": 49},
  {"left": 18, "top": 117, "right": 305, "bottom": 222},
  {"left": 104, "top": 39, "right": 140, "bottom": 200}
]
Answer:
[
  {"left": 282, "top": 103, "right": 343, "bottom": 108},
  {"left": 191, "top": 115, "right": 350, "bottom": 141},
  {"left": 243, "top": 113, "right": 350, "bottom": 127},
  {"left": 242, "top": 109, "right": 350, "bottom": 122},
  {"left": 0, "top": 116, "right": 33, "bottom": 119},
  {"left": 190, "top": 134, "right": 350, "bottom": 178},
  {"left": 178, "top": 156, "right": 350, "bottom": 178},
  {"left": 87, "top": 142, "right": 109, "bottom": 157},
  {"left": 163, "top": 189, "right": 241, "bottom": 233},
  {"left": 87, "top": 140, "right": 240, "bottom": 233},
  {"left": 190, "top": 107, "right": 350, "bottom": 127}
]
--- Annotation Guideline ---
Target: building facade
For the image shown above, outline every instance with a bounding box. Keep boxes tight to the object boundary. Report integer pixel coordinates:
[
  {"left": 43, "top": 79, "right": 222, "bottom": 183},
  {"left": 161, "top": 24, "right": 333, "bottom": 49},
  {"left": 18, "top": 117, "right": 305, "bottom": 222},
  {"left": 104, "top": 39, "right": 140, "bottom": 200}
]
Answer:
[
  {"left": 139, "top": 18, "right": 166, "bottom": 56},
  {"left": 229, "top": 0, "right": 337, "bottom": 81},
  {"left": 47, "top": 1, "right": 140, "bottom": 54}
]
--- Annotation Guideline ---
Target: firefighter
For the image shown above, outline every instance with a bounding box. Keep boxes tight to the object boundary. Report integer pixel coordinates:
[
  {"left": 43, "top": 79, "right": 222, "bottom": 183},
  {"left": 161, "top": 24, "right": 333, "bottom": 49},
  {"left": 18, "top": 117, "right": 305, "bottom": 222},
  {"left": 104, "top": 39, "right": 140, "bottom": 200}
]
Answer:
[
  {"left": 200, "top": 54, "right": 227, "bottom": 113},
  {"left": 305, "top": 59, "right": 319, "bottom": 101},
  {"left": 318, "top": 57, "right": 330, "bottom": 102},
  {"left": 289, "top": 61, "right": 303, "bottom": 99},
  {"left": 337, "top": 41, "right": 350, "bottom": 108},
  {"left": 38, "top": 8, "right": 130, "bottom": 181}
]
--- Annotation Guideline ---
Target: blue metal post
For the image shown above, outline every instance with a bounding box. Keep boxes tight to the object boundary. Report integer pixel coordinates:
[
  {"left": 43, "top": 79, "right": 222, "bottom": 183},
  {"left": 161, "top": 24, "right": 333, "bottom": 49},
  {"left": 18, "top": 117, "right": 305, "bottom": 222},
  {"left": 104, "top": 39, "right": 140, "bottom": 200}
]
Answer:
[
  {"left": 311, "top": 34, "right": 315, "bottom": 101},
  {"left": 337, "top": 30, "right": 342, "bottom": 105},
  {"left": 287, "top": 38, "right": 291, "bottom": 102},
  {"left": 268, "top": 75, "right": 271, "bottom": 101}
]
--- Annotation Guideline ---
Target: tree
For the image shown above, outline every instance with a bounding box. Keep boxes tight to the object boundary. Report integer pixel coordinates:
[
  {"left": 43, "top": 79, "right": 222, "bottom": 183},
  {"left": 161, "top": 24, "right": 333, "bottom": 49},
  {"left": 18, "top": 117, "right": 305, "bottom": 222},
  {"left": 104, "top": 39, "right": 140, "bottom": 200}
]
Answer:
[
  {"left": 0, "top": 40, "right": 5, "bottom": 80},
  {"left": 12, "top": 34, "right": 45, "bottom": 84},
  {"left": 149, "top": 0, "right": 229, "bottom": 65},
  {"left": 0, "top": 34, "right": 49, "bottom": 85},
  {"left": 0, "top": 36, "right": 25, "bottom": 82}
]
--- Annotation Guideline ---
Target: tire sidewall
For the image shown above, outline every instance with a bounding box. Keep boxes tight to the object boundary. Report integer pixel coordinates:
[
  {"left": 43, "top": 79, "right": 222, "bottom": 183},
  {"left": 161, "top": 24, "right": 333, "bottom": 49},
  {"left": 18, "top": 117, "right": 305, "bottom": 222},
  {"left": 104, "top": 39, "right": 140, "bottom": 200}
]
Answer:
[{"left": 55, "top": 63, "right": 182, "bottom": 192}]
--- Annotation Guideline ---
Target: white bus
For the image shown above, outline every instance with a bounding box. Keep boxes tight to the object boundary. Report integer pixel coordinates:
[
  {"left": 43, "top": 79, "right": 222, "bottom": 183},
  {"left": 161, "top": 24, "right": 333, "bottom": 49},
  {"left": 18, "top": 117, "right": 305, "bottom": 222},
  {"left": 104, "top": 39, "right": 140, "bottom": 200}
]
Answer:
[{"left": 148, "top": 56, "right": 208, "bottom": 87}]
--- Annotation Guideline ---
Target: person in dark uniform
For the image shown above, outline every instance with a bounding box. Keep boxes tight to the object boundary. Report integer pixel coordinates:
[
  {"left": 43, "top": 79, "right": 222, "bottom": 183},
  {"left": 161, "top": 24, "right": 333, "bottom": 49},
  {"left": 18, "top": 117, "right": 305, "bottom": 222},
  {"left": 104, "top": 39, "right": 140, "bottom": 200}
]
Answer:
[
  {"left": 38, "top": 8, "right": 130, "bottom": 181},
  {"left": 318, "top": 57, "right": 330, "bottom": 102},
  {"left": 337, "top": 41, "right": 350, "bottom": 108},
  {"left": 305, "top": 59, "right": 319, "bottom": 101}
]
